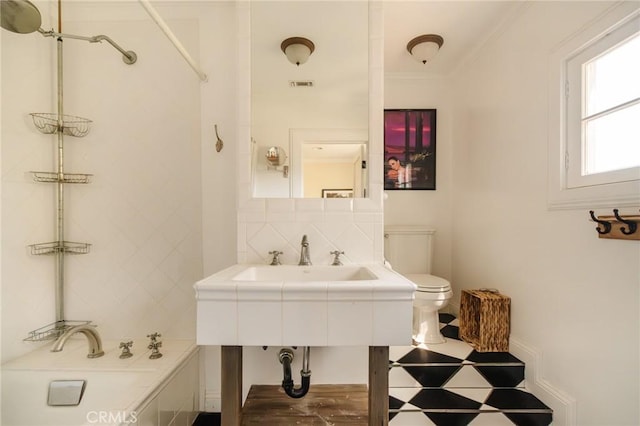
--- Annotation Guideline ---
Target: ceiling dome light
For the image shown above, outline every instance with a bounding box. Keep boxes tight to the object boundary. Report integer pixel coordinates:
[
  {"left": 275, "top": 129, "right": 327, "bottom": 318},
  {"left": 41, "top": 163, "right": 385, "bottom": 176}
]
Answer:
[
  {"left": 407, "top": 34, "right": 444, "bottom": 65},
  {"left": 281, "top": 37, "right": 315, "bottom": 66}
]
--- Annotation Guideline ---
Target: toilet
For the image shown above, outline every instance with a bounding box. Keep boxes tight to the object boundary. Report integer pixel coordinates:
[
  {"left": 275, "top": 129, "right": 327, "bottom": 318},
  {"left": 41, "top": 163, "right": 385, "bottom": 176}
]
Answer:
[{"left": 384, "top": 226, "right": 453, "bottom": 344}]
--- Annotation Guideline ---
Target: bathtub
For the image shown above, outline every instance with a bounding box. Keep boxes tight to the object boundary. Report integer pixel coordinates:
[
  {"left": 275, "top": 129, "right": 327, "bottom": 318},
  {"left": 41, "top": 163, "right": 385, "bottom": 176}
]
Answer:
[{"left": 1, "top": 338, "right": 199, "bottom": 426}]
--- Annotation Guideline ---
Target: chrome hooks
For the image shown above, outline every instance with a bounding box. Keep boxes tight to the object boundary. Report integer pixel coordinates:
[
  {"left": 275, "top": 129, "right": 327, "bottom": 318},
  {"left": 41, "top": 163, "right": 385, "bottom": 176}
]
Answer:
[
  {"left": 589, "top": 210, "right": 612, "bottom": 235},
  {"left": 613, "top": 209, "right": 638, "bottom": 235}
]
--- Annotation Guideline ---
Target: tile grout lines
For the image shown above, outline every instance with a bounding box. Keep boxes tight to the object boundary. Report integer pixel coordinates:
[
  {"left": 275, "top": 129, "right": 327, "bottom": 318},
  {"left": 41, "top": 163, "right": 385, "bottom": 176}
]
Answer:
[{"left": 388, "top": 313, "right": 553, "bottom": 425}]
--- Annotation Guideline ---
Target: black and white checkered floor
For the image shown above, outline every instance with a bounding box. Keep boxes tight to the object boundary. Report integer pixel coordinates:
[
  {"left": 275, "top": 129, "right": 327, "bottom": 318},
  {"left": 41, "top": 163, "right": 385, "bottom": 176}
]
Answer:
[{"left": 388, "top": 313, "right": 552, "bottom": 425}]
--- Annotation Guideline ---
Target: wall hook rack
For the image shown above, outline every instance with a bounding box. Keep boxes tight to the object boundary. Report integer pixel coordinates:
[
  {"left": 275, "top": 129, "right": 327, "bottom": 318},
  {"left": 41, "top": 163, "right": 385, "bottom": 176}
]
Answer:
[{"left": 589, "top": 210, "right": 640, "bottom": 240}]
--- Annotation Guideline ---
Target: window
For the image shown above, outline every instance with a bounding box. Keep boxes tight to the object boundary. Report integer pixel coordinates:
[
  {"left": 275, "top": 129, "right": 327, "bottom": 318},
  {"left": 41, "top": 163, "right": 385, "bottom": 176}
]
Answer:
[
  {"left": 548, "top": 6, "right": 640, "bottom": 209},
  {"left": 566, "top": 15, "right": 640, "bottom": 188}
]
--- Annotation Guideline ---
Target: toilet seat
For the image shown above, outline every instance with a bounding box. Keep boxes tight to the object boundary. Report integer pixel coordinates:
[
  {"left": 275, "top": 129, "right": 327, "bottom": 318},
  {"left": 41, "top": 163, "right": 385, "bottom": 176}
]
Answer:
[{"left": 404, "top": 273, "right": 451, "bottom": 293}]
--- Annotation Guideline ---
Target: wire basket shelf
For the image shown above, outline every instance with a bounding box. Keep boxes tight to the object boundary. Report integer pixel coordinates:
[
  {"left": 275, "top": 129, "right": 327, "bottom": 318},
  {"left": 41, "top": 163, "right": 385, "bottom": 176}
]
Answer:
[
  {"left": 24, "top": 320, "right": 92, "bottom": 342},
  {"left": 30, "top": 113, "right": 92, "bottom": 137},
  {"left": 29, "top": 241, "right": 91, "bottom": 256},
  {"left": 30, "top": 171, "right": 93, "bottom": 184}
]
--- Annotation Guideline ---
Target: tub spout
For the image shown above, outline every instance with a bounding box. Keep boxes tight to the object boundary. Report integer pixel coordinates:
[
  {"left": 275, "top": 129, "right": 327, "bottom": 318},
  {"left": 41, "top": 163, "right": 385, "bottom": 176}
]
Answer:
[{"left": 51, "top": 325, "right": 105, "bottom": 358}]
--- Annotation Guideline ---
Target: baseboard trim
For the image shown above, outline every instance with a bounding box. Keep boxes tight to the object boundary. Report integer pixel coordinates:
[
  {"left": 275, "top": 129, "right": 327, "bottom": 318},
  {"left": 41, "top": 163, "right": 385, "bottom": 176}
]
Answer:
[
  {"left": 204, "top": 390, "right": 222, "bottom": 413},
  {"left": 509, "top": 337, "right": 577, "bottom": 426}
]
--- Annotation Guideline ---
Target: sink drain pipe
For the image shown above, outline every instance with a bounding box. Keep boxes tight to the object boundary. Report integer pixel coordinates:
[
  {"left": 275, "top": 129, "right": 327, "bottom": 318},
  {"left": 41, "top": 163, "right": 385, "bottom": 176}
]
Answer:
[{"left": 279, "top": 347, "right": 311, "bottom": 398}]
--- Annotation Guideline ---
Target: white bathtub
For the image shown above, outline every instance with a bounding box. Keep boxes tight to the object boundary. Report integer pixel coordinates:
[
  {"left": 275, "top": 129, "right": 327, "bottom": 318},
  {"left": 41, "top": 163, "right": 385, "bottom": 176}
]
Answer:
[{"left": 1, "top": 338, "right": 199, "bottom": 426}]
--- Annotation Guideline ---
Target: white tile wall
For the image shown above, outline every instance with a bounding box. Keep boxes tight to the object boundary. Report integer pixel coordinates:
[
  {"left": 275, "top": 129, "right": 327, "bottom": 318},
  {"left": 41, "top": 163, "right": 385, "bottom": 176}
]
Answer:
[{"left": 1, "top": 8, "right": 203, "bottom": 361}]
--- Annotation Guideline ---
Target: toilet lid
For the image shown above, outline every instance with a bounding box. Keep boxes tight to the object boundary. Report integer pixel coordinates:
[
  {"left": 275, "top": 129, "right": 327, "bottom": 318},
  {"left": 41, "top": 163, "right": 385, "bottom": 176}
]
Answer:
[{"left": 404, "top": 274, "right": 451, "bottom": 292}]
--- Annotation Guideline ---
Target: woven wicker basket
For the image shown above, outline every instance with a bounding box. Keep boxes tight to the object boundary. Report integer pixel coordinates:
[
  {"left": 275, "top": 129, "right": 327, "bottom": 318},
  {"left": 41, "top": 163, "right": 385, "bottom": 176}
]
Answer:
[{"left": 459, "top": 289, "right": 510, "bottom": 352}]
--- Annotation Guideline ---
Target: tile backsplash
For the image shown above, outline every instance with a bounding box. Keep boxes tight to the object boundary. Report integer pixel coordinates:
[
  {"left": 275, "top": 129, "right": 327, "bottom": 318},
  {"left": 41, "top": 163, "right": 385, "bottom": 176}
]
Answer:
[{"left": 238, "top": 199, "right": 384, "bottom": 266}]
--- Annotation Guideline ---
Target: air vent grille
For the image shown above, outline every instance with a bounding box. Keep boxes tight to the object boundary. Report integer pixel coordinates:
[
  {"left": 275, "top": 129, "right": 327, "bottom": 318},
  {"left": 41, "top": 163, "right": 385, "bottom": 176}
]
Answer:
[{"left": 289, "top": 81, "right": 314, "bottom": 88}]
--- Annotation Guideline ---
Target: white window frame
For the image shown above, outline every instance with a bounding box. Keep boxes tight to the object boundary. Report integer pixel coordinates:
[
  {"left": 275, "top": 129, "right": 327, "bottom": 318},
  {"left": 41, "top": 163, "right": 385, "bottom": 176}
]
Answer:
[{"left": 548, "top": 4, "right": 640, "bottom": 210}]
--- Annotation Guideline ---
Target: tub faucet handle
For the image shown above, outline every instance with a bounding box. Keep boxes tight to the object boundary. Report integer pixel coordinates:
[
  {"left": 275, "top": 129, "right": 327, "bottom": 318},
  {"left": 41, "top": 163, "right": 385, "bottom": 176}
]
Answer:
[
  {"left": 147, "top": 332, "right": 161, "bottom": 343},
  {"left": 119, "top": 341, "right": 133, "bottom": 359},
  {"left": 147, "top": 333, "right": 163, "bottom": 359}
]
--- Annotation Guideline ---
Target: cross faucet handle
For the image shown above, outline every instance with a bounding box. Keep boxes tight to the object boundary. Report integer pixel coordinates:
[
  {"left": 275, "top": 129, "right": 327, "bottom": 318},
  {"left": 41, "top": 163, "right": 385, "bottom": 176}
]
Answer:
[
  {"left": 330, "top": 250, "right": 344, "bottom": 266},
  {"left": 119, "top": 341, "right": 133, "bottom": 359},
  {"left": 147, "top": 332, "right": 161, "bottom": 343},
  {"left": 146, "top": 333, "right": 163, "bottom": 359},
  {"left": 269, "top": 251, "right": 283, "bottom": 265}
]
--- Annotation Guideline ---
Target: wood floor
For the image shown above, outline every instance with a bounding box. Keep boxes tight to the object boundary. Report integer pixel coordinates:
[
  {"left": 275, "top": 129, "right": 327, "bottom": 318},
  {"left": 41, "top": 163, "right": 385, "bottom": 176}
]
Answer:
[{"left": 240, "top": 384, "right": 369, "bottom": 425}]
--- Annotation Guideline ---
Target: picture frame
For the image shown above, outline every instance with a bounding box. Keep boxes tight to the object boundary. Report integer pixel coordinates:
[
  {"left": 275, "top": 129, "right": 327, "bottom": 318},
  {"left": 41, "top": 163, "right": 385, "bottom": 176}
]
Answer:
[
  {"left": 322, "top": 189, "right": 354, "bottom": 198},
  {"left": 384, "top": 109, "right": 437, "bottom": 190}
]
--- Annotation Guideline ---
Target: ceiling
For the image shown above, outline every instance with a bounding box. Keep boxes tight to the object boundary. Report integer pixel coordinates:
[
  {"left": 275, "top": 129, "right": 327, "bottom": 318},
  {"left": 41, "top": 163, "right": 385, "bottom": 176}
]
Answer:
[
  {"left": 252, "top": 1, "right": 520, "bottom": 162},
  {"left": 384, "top": 1, "right": 520, "bottom": 76}
]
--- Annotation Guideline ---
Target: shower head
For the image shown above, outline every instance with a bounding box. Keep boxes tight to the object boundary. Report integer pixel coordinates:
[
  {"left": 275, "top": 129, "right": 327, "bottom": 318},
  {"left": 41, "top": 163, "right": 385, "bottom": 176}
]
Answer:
[
  {"left": 1, "top": 0, "right": 137, "bottom": 64},
  {"left": 0, "top": 0, "right": 42, "bottom": 34}
]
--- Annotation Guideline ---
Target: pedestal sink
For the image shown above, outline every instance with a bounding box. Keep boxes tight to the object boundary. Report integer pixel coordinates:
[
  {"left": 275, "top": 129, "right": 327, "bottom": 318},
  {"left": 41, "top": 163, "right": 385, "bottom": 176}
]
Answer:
[
  {"left": 195, "top": 263, "right": 416, "bottom": 347},
  {"left": 194, "top": 262, "right": 416, "bottom": 426}
]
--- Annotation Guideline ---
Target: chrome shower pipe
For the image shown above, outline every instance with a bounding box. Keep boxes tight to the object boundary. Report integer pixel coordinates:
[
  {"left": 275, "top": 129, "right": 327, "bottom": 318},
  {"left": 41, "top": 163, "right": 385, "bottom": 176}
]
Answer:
[
  {"left": 55, "top": 35, "right": 64, "bottom": 324},
  {"left": 38, "top": 29, "right": 137, "bottom": 64}
]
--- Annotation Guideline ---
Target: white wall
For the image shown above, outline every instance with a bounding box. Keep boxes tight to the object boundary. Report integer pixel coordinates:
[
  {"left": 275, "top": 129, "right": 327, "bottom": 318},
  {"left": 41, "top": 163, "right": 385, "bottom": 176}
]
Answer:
[
  {"left": 384, "top": 2, "right": 639, "bottom": 425},
  {"left": 1, "top": 1, "right": 208, "bottom": 362},
  {"left": 448, "top": 2, "right": 638, "bottom": 425},
  {"left": 384, "top": 76, "right": 453, "bottom": 281},
  {"left": 304, "top": 162, "right": 355, "bottom": 198}
]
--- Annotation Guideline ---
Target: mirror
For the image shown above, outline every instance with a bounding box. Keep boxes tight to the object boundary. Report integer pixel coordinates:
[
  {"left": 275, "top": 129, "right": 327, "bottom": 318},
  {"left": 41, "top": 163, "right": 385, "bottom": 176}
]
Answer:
[{"left": 251, "top": 1, "right": 369, "bottom": 198}]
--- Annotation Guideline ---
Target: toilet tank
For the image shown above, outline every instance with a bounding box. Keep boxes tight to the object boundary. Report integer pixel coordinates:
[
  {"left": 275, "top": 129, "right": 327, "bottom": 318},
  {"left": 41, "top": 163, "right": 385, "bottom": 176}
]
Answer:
[{"left": 384, "top": 225, "right": 435, "bottom": 275}]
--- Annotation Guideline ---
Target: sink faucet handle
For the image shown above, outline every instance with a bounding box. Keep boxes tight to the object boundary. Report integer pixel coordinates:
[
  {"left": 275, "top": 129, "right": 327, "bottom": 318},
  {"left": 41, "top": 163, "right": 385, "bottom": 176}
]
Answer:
[
  {"left": 330, "top": 250, "right": 344, "bottom": 266},
  {"left": 269, "top": 251, "right": 283, "bottom": 265}
]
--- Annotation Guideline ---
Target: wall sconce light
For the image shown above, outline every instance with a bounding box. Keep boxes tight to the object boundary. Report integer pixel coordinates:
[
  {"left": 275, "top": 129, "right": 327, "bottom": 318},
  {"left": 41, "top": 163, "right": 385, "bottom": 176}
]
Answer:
[
  {"left": 407, "top": 34, "right": 444, "bottom": 64},
  {"left": 265, "top": 146, "right": 289, "bottom": 177},
  {"left": 281, "top": 37, "right": 315, "bottom": 66}
]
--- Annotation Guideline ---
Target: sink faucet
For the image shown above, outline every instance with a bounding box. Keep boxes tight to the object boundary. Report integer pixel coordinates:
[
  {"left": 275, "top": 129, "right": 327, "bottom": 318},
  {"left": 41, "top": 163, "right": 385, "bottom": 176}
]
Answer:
[
  {"left": 51, "top": 324, "right": 105, "bottom": 358},
  {"left": 298, "top": 235, "right": 312, "bottom": 266}
]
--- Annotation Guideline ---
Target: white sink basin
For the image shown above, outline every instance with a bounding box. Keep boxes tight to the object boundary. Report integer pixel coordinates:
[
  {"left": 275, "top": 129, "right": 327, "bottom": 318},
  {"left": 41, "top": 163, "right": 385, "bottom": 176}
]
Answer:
[
  {"left": 232, "top": 265, "right": 378, "bottom": 282},
  {"left": 195, "top": 263, "right": 416, "bottom": 347}
]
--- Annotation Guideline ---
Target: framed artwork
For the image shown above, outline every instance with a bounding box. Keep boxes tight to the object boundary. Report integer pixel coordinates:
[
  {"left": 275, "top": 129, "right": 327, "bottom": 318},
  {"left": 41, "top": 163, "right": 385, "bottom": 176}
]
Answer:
[
  {"left": 322, "top": 189, "right": 354, "bottom": 198},
  {"left": 384, "top": 109, "right": 437, "bottom": 190}
]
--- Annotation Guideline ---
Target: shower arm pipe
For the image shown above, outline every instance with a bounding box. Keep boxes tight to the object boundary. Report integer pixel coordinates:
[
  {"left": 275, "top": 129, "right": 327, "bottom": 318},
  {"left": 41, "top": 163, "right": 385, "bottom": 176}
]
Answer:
[
  {"left": 38, "top": 29, "right": 137, "bottom": 64},
  {"left": 137, "top": 0, "right": 208, "bottom": 82}
]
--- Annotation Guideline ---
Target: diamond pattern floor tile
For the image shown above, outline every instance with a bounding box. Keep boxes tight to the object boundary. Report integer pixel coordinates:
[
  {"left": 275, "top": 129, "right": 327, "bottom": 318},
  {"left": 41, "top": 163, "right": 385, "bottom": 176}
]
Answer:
[
  {"left": 409, "top": 388, "right": 483, "bottom": 411},
  {"left": 443, "top": 364, "right": 493, "bottom": 389},
  {"left": 390, "top": 411, "right": 437, "bottom": 425},
  {"left": 484, "top": 388, "right": 551, "bottom": 410},
  {"left": 425, "top": 411, "right": 481, "bottom": 426},
  {"left": 387, "top": 313, "right": 552, "bottom": 426},
  {"left": 468, "top": 412, "right": 518, "bottom": 425}
]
